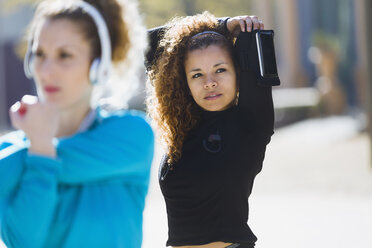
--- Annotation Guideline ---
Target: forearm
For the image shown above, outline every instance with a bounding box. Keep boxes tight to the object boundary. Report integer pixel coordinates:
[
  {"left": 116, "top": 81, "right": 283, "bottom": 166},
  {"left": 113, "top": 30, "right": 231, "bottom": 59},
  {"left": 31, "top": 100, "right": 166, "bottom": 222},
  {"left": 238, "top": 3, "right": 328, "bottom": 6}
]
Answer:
[
  {"left": 1, "top": 154, "right": 60, "bottom": 248},
  {"left": 0, "top": 145, "right": 26, "bottom": 199},
  {"left": 238, "top": 69, "right": 274, "bottom": 132},
  {"left": 57, "top": 137, "right": 154, "bottom": 184},
  {"left": 57, "top": 114, "right": 154, "bottom": 185},
  {"left": 235, "top": 31, "right": 276, "bottom": 132}
]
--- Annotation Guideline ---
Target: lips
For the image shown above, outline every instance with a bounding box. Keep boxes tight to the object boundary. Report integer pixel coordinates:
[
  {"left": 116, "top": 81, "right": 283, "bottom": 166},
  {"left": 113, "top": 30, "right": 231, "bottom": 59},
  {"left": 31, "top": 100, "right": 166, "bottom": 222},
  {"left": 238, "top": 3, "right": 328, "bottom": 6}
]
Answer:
[
  {"left": 204, "top": 93, "right": 222, "bottom": 100},
  {"left": 44, "top": 86, "right": 60, "bottom": 93}
]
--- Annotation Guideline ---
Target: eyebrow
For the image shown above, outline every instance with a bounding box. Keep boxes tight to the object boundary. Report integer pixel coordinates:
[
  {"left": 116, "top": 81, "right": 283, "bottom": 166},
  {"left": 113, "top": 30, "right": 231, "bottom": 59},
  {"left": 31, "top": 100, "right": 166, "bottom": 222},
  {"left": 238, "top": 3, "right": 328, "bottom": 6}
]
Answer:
[
  {"left": 188, "top": 62, "right": 227, "bottom": 73},
  {"left": 35, "top": 44, "right": 80, "bottom": 51},
  {"left": 58, "top": 45, "right": 80, "bottom": 50}
]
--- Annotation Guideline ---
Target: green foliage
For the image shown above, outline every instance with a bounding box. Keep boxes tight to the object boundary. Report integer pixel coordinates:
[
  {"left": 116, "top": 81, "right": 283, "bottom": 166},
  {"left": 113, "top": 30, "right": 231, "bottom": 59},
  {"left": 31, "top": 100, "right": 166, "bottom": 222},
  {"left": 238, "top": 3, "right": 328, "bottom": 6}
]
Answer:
[
  {"left": 312, "top": 30, "right": 341, "bottom": 56},
  {"left": 139, "top": 0, "right": 252, "bottom": 28},
  {"left": 2, "top": 0, "right": 253, "bottom": 27},
  {"left": 1, "top": 0, "right": 40, "bottom": 13}
]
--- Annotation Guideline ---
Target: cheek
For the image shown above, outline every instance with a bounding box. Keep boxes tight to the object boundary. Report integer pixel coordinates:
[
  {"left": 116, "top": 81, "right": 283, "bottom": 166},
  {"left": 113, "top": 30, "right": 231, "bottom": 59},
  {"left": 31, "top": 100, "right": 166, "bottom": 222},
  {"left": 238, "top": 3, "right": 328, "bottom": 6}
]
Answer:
[
  {"left": 64, "top": 66, "right": 91, "bottom": 94},
  {"left": 230, "top": 73, "right": 237, "bottom": 92},
  {"left": 221, "top": 74, "right": 237, "bottom": 92},
  {"left": 187, "top": 81, "right": 202, "bottom": 99},
  {"left": 69, "top": 61, "right": 90, "bottom": 82}
]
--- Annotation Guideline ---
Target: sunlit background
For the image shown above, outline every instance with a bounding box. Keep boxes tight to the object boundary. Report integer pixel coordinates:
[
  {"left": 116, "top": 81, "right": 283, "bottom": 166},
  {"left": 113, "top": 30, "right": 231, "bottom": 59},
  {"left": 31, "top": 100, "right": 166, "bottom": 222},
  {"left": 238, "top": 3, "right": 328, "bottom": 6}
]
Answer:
[{"left": 0, "top": 0, "right": 371, "bottom": 247}]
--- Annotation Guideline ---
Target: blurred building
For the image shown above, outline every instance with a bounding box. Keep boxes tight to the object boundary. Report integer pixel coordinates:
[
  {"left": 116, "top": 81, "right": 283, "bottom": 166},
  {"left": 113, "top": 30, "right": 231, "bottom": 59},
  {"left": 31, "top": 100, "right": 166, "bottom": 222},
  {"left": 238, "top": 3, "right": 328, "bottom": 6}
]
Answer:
[
  {"left": 0, "top": 0, "right": 35, "bottom": 132},
  {"left": 252, "top": 0, "right": 364, "bottom": 120},
  {"left": 0, "top": 0, "right": 369, "bottom": 130}
]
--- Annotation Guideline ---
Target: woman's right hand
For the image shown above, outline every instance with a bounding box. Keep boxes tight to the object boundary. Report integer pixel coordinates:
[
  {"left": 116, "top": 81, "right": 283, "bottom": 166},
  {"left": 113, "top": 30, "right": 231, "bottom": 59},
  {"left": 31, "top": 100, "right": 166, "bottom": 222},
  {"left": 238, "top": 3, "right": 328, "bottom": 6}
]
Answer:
[
  {"left": 9, "top": 95, "right": 59, "bottom": 157},
  {"left": 226, "top": 15, "right": 264, "bottom": 37}
]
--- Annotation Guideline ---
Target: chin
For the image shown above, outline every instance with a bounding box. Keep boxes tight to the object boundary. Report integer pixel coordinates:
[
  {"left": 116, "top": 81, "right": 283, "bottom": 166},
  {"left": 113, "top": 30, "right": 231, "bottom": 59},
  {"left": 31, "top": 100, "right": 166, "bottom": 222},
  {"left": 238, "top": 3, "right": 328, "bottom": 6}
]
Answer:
[{"left": 204, "top": 106, "right": 224, "bottom": 112}]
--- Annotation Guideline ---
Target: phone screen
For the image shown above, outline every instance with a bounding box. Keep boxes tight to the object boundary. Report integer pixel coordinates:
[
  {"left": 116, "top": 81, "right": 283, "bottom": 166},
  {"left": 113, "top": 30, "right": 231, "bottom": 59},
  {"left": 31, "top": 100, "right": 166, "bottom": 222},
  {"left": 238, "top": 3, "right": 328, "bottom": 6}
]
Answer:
[{"left": 256, "top": 31, "right": 278, "bottom": 77}]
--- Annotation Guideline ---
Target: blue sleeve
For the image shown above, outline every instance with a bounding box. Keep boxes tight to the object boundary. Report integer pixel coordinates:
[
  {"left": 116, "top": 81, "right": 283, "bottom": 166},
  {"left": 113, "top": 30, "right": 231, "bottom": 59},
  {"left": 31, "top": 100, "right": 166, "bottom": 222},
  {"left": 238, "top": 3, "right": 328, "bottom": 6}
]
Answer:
[
  {"left": 57, "top": 113, "right": 154, "bottom": 185},
  {"left": 0, "top": 133, "right": 27, "bottom": 199},
  {"left": 1, "top": 154, "right": 61, "bottom": 248},
  {"left": 0, "top": 146, "right": 26, "bottom": 199}
]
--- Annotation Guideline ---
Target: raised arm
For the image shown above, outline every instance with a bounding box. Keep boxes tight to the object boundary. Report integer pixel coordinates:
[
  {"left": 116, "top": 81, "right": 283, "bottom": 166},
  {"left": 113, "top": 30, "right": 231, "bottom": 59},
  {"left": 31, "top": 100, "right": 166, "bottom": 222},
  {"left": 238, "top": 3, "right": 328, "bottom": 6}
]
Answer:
[
  {"left": 1, "top": 110, "right": 61, "bottom": 247},
  {"left": 1, "top": 152, "right": 61, "bottom": 247},
  {"left": 146, "top": 25, "right": 167, "bottom": 70},
  {"left": 0, "top": 132, "right": 27, "bottom": 198},
  {"left": 57, "top": 111, "right": 154, "bottom": 185},
  {"left": 234, "top": 31, "right": 277, "bottom": 135}
]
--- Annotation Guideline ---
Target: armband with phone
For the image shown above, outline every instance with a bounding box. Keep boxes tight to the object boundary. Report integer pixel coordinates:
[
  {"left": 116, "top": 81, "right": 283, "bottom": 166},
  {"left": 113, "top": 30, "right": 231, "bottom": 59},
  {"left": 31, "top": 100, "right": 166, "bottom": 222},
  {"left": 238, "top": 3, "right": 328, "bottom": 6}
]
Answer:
[{"left": 234, "top": 29, "right": 280, "bottom": 87}]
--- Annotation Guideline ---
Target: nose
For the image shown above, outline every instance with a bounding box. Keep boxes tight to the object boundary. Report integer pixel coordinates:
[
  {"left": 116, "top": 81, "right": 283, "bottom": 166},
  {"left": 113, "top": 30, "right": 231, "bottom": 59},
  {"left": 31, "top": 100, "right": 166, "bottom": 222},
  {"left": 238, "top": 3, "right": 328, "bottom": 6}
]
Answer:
[
  {"left": 203, "top": 75, "right": 217, "bottom": 89},
  {"left": 35, "top": 58, "right": 56, "bottom": 81}
]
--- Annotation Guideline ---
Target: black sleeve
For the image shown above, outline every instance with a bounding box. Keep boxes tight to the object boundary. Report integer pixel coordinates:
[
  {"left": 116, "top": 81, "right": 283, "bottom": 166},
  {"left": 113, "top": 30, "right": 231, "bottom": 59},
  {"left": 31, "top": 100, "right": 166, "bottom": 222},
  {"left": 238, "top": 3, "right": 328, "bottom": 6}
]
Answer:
[
  {"left": 145, "top": 17, "right": 230, "bottom": 70},
  {"left": 145, "top": 26, "right": 166, "bottom": 70},
  {"left": 234, "top": 31, "right": 278, "bottom": 136}
]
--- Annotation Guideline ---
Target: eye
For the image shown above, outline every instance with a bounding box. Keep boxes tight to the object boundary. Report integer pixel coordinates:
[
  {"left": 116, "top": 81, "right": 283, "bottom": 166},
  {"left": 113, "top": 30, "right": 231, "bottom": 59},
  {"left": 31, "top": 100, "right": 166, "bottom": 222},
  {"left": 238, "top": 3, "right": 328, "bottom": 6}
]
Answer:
[
  {"left": 192, "top": 73, "right": 202, "bottom": 79},
  {"left": 216, "top": 68, "right": 226, "bottom": 73},
  {"left": 34, "top": 50, "right": 44, "bottom": 58},
  {"left": 59, "top": 52, "right": 72, "bottom": 59}
]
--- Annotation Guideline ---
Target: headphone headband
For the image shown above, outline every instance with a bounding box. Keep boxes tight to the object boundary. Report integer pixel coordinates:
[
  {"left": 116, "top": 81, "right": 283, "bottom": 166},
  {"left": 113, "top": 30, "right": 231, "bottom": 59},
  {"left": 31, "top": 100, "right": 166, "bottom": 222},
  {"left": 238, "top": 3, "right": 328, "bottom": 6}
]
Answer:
[{"left": 24, "top": 0, "right": 112, "bottom": 85}]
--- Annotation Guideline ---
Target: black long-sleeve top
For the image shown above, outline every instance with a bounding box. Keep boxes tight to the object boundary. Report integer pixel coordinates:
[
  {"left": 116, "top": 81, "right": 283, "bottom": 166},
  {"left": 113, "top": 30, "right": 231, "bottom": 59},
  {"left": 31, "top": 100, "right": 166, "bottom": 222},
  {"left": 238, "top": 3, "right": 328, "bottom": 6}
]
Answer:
[{"left": 152, "top": 30, "right": 276, "bottom": 247}]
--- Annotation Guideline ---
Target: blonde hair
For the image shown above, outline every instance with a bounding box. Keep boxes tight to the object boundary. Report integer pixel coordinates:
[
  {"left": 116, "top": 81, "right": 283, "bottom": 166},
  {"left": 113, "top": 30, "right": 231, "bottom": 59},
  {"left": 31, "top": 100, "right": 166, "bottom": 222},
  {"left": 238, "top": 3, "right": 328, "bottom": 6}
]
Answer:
[{"left": 27, "top": 0, "right": 147, "bottom": 109}]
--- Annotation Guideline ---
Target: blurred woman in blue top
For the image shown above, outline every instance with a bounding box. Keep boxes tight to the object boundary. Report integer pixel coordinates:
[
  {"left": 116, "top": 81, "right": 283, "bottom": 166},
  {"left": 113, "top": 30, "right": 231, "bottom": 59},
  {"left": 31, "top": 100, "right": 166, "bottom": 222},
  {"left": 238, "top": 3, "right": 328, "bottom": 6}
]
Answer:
[{"left": 0, "top": 0, "right": 154, "bottom": 247}]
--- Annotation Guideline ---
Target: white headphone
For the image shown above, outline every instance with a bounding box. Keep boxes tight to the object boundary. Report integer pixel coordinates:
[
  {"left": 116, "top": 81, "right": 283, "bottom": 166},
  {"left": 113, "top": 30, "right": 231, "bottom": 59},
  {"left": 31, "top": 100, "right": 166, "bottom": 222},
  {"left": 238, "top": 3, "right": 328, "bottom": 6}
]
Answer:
[{"left": 24, "top": 1, "right": 112, "bottom": 85}]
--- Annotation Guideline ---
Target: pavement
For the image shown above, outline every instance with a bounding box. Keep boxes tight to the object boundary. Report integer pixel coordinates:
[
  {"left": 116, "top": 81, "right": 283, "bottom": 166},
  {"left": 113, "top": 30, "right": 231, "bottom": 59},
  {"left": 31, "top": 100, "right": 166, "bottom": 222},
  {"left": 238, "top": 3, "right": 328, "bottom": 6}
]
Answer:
[
  {"left": 142, "top": 116, "right": 372, "bottom": 248},
  {"left": 1, "top": 116, "right": 371, "bottom": 248}
]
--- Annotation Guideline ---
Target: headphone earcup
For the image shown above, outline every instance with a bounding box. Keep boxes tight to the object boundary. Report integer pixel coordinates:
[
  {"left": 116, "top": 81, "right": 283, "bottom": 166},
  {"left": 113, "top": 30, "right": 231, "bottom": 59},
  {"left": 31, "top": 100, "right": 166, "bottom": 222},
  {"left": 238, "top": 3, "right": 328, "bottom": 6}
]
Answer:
[
  {"left": 89, "top": 58, "right": 100, "bottom": 84},
  {"left": 24, "top": 50, "right": 35, "bottom": 79},
  {"left": 28, "top": 54, "right": 35, "bottom": 77}
]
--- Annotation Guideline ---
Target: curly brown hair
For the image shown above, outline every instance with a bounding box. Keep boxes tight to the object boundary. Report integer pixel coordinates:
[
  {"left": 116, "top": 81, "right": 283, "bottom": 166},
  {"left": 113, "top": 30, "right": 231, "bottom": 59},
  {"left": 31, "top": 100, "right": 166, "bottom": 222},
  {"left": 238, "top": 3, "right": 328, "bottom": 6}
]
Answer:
[{"left": 147, "top": 11, "right": 236, "bottom": 164}]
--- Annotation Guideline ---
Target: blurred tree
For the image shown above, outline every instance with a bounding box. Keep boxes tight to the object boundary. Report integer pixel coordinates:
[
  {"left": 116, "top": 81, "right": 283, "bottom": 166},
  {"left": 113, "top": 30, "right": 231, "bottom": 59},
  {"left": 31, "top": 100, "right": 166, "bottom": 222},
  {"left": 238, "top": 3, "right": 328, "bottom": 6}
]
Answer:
[
  {"left": 139, "top": 0, "right": 253, "bottom": 28},
  {"left": 364, "top": 0, "right": 372, "bottom": 166},
  {"left": 1, "top": 0, "right": 39, "bottom": 15},
  {"left": 3, "top": 0, "right": 253, "bottom": 27}
]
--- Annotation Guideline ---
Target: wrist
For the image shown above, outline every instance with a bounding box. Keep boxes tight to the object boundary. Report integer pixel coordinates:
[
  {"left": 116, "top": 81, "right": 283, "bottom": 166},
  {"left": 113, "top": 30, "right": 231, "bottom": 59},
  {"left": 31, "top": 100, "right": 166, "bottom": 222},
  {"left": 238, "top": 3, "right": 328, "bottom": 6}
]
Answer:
[
  {"left": 28, "top": 139, "right": 56, "bottom": 158},
  {"left": 224, "top": 17, "right": 230, "bottom": 33}
]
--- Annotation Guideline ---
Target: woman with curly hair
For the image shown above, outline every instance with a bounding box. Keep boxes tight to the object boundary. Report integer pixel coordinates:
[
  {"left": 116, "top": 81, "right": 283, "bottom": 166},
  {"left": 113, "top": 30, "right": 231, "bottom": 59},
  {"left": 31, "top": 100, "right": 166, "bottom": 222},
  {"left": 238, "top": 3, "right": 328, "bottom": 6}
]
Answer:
[
  {"left": 147, "top": 12, "right": 279, "bottom": 248},
  {"left": 0, "top": 0, "right": 153, "bottom": 247}
]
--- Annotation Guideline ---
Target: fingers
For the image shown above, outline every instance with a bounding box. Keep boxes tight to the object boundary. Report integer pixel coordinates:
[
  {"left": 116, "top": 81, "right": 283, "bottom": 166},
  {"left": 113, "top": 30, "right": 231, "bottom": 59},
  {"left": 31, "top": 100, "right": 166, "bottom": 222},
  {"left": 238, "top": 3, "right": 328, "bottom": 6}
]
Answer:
[
  {"left": 9, "top": 102, "right": 24, "bottom": 129},
  {"left": 259, "top": 20, "right": 264, "bottom": 30},
  {"left": 245, "top": 16, "right": 252, "bottom": 32},
  {"left": 10, "top": 101, "right": 22, "bottom": 114},
  {"left": 239, "top": 19, "right": 246, "bottom": 32},
  {"left": 244, "top": 16, "right": 263, "bottom": 32},
  {"left": 10, "top": 101, "right": 27, "bottom": 116},
  {"left": 9, "top": 95, "right": 38, "bottom": 119},
  {"left": 227, "top": 15, "right": 265, "bottom": 36},
  {"left": 21, "top": 95, "right": 38, "bottom": 105},
  {"left": 251, "top": 16, "right": 260, "bottom": 31}
]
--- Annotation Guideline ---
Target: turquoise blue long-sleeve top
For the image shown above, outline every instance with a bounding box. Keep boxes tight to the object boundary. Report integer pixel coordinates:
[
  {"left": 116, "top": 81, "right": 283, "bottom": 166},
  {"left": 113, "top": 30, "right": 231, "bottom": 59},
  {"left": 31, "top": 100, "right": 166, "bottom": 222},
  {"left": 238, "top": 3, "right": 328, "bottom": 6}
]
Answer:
[{"left": 0, "top": 109, "right": 154, "bottom": 248}]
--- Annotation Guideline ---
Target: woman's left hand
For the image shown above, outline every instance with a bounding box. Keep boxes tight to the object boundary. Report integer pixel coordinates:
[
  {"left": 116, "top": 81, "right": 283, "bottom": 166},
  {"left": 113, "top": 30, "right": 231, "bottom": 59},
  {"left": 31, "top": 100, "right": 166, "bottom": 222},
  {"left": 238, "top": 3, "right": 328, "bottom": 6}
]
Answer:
[
  {"left": 227, "top": 15, "right": 264, "bottom": 36},
  {"left": 9, "top": 95, "right": 59, "bottom": 157}
]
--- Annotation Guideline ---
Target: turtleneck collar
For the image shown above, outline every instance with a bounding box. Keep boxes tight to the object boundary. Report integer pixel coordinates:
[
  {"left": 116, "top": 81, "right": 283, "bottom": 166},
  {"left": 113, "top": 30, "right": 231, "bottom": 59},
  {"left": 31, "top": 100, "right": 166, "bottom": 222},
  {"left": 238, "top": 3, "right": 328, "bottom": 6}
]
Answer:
[{"left": 200, "top": 105, "right": 237, "bottom": 121}]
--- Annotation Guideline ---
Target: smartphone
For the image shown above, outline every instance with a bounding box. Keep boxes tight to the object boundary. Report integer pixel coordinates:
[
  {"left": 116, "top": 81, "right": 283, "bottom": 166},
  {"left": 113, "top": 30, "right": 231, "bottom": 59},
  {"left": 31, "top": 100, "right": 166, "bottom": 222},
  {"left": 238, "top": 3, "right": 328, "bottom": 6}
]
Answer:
[{"left": 256, "top": 30, "right": 278, "bottom": 78}]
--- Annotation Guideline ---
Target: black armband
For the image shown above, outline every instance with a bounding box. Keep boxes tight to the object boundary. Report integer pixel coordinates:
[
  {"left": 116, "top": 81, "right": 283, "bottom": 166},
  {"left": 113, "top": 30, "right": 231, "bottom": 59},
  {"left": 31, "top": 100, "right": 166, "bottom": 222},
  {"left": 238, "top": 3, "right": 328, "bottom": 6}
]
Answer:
[{"left": 234, "top": 30, "right": 281, "bottom": 87}]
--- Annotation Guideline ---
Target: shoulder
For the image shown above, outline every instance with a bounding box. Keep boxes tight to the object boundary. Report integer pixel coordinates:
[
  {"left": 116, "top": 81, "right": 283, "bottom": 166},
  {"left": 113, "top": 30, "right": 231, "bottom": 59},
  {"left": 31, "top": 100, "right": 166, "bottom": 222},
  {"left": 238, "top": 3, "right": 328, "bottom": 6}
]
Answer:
[
  {"left": 94, "top": 109, "right": 154, "bottom": 140},
  {"left": 0, "top": 131, "right": 27, "bottom": 161},
  {"left": 98, "top": 109, "right": 151, "bottom": 129},
  {"left": 0, "top": 130, "right": 27, "bottom": 149}
]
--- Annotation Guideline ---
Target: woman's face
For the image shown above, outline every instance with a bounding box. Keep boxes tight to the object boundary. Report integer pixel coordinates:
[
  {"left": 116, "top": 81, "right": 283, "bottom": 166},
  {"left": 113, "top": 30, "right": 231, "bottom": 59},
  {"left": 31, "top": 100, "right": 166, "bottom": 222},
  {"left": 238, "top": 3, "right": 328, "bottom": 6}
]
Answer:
[
  {"left": 32, "top": 18, "right": 93, "bottom": 110},
  {"left": 184, "top": 44, "right": 237, "bottom": 111}
]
